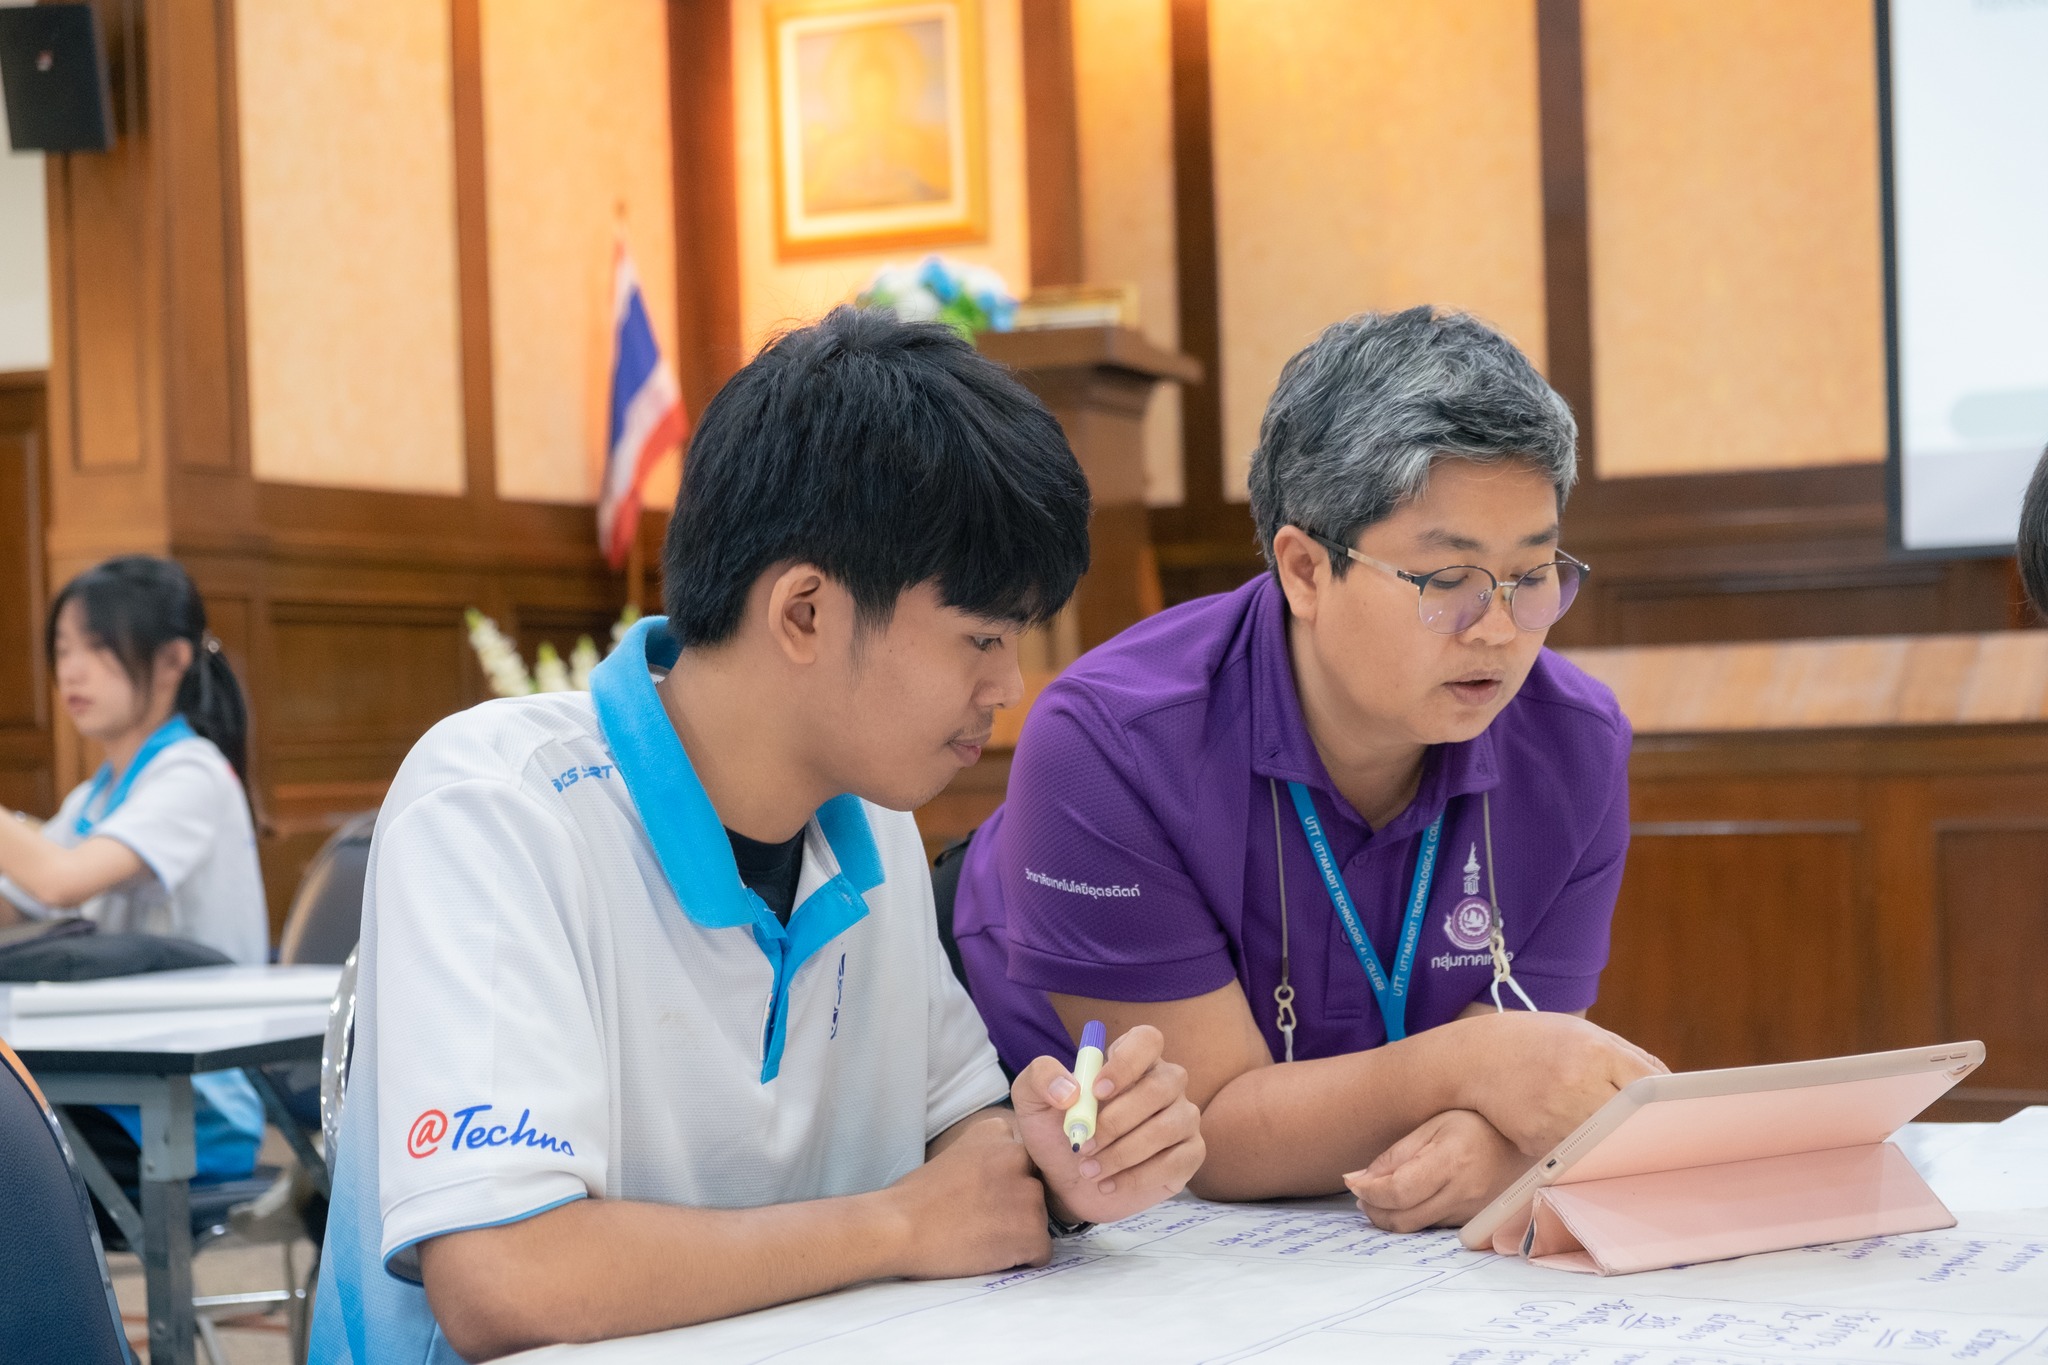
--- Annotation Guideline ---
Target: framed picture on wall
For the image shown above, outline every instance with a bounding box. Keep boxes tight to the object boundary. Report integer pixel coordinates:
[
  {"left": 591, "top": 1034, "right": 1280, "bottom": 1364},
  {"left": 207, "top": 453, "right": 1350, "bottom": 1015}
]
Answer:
[{"left": 768, "top": 0, "right": 988, "bottom": 258}]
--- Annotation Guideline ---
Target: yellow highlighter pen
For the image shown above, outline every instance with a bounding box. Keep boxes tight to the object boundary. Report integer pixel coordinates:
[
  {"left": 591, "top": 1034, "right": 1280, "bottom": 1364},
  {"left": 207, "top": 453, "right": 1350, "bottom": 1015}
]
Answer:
[{"left": 1064, "top": 1020, "right": 1108, "bottom": 1151}]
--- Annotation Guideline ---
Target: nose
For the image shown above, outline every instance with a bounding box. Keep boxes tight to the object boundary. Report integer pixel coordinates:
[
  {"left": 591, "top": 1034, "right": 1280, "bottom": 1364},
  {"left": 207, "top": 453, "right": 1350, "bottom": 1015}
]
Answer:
[
  {"left": 985, "top": 647, "right": 1026, "bottom": 713},
  {"left": 1462, "top": 585, "right": 1520, "bottom": 645}
]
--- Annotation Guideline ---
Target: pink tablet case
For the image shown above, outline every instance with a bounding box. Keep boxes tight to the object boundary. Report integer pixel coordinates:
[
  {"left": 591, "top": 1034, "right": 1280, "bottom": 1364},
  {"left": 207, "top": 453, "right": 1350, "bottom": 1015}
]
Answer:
[{"left": 1488, "top": 1067, "right": 1963, "bottom": 1275}]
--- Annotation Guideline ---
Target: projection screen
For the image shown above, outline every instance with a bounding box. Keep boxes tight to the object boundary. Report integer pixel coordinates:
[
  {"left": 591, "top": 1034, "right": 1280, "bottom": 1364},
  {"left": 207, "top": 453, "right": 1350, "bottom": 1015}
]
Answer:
[{"left": 1883, "top": 0, "right": 2048, "bottom": 553}]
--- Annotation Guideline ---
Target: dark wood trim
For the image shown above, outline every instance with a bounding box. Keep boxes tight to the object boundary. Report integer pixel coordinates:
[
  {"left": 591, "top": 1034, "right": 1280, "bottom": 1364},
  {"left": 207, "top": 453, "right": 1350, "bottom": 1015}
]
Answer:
[
  {"left": 1534, "top": 0, "right": 1596, "bottom": 472},
  {"left": 1019, "top": 0, "right": 1082, "bottom": 289},
  {"left": 211, "top": 0, "right": 250, "bottom": 479},
  {"left": 667, "top": 0, "right": 744, "bottom": 422},
  {"left": 1158, "top": 0, "right": 1223, "bottom": 532},
  {"left": 449, "top": 0, "right": 498, "bottom": 503},
  {"left": 1145, "top": 0, "right": 1262, "bottom": 603},
  {"left": 1631, "top": 723, "right": 2048, "bottom": 780}
]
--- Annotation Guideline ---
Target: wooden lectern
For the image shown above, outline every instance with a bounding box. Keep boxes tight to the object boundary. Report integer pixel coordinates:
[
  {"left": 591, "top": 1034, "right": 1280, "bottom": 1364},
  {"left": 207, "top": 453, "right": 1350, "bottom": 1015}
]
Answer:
[{"left": 977, "top": 326, "right": 1202, "bottom": 661}]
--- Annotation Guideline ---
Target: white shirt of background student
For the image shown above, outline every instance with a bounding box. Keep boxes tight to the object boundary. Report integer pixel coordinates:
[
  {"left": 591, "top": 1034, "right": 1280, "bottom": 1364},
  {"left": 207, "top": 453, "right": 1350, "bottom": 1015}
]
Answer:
[{"left": 0, "top": 599, "right": 267, "bottom": 965}]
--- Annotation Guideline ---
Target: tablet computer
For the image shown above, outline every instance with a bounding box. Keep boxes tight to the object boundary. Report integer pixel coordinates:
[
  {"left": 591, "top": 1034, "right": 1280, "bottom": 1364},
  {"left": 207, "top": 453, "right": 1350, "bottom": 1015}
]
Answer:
[{"left": 1458, "top": 1040, "right": 1985, "bottom": 1252}]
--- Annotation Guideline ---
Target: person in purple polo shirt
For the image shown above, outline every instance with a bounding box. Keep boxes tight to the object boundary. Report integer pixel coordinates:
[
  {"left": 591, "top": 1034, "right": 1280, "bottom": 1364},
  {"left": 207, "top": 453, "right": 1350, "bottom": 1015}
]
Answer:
[{"left": 954, "top": 306, "right": 1667, "bottom": 1234}]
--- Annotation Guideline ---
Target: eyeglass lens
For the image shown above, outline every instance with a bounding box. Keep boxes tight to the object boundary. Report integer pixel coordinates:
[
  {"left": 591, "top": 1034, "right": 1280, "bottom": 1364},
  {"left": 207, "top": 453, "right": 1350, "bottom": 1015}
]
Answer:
[{"left": 1417, "top": 561, "right": 1583, "bottom": 635}]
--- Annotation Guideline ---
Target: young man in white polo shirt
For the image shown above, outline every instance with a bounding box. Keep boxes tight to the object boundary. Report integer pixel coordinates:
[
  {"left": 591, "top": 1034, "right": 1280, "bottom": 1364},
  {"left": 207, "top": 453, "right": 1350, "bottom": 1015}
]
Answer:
[{"left": 310, "top": 308, "right": 1205, "bottom": 1362}]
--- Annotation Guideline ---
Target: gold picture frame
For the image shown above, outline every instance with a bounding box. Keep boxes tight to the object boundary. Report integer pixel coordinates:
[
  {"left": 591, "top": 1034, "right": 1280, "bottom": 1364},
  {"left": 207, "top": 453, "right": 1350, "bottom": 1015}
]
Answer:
[{"left": 767, "top": 0, "right": 988, "bottom": 258}]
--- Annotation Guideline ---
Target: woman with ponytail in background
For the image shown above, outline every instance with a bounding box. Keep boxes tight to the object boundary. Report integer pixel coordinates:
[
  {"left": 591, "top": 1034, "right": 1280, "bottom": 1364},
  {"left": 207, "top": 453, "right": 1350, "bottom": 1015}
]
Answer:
[{"left": 0, "top": 554, "right": 269, "bottom": 1182}]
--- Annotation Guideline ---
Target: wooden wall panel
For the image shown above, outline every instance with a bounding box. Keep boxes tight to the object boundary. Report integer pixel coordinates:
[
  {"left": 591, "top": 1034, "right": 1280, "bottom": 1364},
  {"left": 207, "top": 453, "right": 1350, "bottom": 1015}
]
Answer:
[
  {"left": 266, "top": 607, "right": 472, "bottom": 748},
  {"left": 1936, "top": 827, "right": 2048, "bottom": 1100},
  {"left": 1602, "top": 730, "right": 2048, "bottom": 1119},
  {"left": 1593, "top": 824, "right": 1866, "bottom": 1070},
  {"left": 0, "top": 376, "right": 52, "bottom": 817},
  {"left": 512, "top": 605, "right": 623, "bottom": 670}
]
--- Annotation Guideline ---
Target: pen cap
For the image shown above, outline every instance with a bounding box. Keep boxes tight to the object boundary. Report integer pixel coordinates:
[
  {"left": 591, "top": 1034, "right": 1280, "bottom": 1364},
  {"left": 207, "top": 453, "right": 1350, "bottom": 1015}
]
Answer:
[{"left": 1080, "top": 1020, "right": 1107, "bottom": 1054}]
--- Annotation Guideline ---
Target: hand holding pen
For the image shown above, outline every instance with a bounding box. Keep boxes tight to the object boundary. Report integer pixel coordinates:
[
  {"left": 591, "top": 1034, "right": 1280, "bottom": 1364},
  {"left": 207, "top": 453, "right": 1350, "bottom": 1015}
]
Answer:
[{"left": 1010, "top": 1021, "right": 1205, "bottom": 1228}]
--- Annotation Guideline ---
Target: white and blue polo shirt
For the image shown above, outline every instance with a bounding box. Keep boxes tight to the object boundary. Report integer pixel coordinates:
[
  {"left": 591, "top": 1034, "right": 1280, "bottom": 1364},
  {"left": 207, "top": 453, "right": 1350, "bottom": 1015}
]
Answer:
[{"left": 309, "top": 618, "right": 1009, "bottom": 1364}]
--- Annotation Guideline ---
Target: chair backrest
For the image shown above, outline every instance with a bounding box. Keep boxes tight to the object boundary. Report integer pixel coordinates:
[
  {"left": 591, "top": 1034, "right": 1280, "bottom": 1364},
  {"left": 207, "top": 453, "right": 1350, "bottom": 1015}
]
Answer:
[
  {"left": 0, "top": 1039, "right": 134, "bottom": 1364},
  {"left": 321, "top": 946, "right": 360, "bottom": 1162},
  {"left": 929, "top": 833, "right": 974, "bottom": 990},
  {"left": 278, "top": 811, "right": 377, "bottom": 966}
]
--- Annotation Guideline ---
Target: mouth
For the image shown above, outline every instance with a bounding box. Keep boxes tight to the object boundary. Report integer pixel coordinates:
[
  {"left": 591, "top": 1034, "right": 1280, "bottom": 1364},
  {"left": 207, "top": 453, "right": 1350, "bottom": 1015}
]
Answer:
[
  {"left": 948, "top": 731, "right": 993, "bottom": 765},
  {"left": 62, "top": 694, "right": 90, "bottom": 715},
  {"left": 1443, "top": 676, "right": 1504, "bottom": 707}
]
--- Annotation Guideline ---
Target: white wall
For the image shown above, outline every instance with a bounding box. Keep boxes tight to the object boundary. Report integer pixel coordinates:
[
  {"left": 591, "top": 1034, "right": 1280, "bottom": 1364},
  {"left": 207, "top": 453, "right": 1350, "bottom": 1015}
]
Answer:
[{"left": 0, "top": 86, "right": 50, "bottom": 373}]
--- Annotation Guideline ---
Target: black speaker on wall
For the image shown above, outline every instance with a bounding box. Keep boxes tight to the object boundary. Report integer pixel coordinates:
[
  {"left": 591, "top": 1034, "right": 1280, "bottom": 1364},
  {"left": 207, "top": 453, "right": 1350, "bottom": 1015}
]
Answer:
[{"left": 0, "top": 4, "right": 114, "bottom": 153}]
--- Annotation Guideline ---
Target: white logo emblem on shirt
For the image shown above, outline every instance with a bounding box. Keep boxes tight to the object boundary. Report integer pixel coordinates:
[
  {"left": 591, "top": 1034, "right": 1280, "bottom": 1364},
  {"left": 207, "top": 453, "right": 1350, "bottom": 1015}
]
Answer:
[{"left": 1444, "top": 843, "right": 1493, "bottom": 952}]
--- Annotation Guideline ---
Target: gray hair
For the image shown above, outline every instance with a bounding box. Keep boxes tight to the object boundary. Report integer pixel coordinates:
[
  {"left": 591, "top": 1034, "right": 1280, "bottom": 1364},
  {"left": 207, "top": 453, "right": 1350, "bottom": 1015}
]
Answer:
[{"left": 1247, "top": 306, "right": 1578, "bottom": 572}]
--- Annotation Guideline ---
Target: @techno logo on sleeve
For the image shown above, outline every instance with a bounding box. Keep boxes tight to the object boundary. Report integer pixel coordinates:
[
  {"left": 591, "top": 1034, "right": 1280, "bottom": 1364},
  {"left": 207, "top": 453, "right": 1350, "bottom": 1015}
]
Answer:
[
  {"left": 407, "top": 1109, "right": 449, "bottom": 1158},
  {"left": 407, "top": 1104, "right": 574, "bottom": 1158}
]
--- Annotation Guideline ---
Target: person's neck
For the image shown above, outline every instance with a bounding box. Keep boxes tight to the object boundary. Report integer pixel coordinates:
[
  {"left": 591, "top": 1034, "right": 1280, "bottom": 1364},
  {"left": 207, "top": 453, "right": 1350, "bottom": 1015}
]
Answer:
[
  {"left": 98, "top": 708, "right": 175, "bottom": 782},
  {"left": 1286, "top": 615, "right": 1426, "bottom": 831},
  {"left": 656, "top": 647, "right": 825, "bottom": 844}
]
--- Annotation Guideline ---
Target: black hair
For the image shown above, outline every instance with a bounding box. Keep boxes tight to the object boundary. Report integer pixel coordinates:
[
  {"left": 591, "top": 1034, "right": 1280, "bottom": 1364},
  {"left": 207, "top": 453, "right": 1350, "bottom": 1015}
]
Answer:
[
  {"left": 2022, "top": 445, "right": 2048, "bottom": 622},
  {"left": 45, "top": 556, "right": 252, "bottom": 783},
  {"left": 661, "top": 306, "right": 1092, "bottom": 648}
]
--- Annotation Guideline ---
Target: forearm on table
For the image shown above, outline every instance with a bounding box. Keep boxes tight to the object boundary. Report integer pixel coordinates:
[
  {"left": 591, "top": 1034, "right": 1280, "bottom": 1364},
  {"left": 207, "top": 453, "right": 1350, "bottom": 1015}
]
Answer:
[
  {"left": 420, "top": 1190, "right": 914, "bottom": 1361},
  {"left": 1190, "top": 1026, "right": 1477, "bottom": 1201},
  {"left": 926, "top": 1103, "right": 1009, "bottom": 1159},
  {"left": 0, "top": 819, "right": 139, "bottom": 907}
]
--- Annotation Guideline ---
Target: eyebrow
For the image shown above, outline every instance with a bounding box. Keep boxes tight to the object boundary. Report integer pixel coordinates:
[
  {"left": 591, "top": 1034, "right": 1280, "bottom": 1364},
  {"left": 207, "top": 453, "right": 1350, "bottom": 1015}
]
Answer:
[{"left": 1416, "top": 524, "right": 1561, "bottom": 554}]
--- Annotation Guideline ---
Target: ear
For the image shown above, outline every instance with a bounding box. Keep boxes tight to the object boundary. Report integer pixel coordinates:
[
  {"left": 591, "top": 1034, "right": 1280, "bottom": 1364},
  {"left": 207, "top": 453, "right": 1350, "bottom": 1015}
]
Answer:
[
  {"left": 1271, "top": 526, "right": 1331, "bottom": 624},
  {"left": 157, "top": 637, "right": 195, "bottom": 680},
  {"left": 763, "top": 563, "right": 831, "bottom": 666}
]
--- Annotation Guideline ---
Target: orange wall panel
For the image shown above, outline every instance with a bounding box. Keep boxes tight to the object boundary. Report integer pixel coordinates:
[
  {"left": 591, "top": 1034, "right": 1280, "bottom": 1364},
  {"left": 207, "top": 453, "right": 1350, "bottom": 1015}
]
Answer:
[
  {"left": 481, "top": 0, "right": 681, "bottom": 509},
  {"left": 236, "top": 0, "right": 467, "bottom": 494},
  {"left": 1209, "top": 0, "right": 1548, "bottom": 502},
  {"left": 1582, "top": 0, "right": 1888, "bottom": 476}
]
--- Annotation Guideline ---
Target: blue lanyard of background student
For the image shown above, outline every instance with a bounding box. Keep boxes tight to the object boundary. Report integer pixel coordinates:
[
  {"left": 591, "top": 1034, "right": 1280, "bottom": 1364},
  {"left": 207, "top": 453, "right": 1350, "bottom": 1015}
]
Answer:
[
  {"left": 1285, "top": 780, "right": 1443, "bottom": 1043},
  {"left": 73, "top": 715, "right": 196, "bottom": 837}
]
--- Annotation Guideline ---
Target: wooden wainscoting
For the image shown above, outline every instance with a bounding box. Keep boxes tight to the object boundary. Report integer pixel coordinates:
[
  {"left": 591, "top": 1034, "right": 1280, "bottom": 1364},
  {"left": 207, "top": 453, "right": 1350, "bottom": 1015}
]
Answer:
[
  {"left": 1590, "top": 726, "right": 2048, "bottom": 1119},
  {"left": 177, "top": 506, "right": 661, "bottom": 935},
  {"left": 0, "top": 373, "right": 52, "bottom": 816}
]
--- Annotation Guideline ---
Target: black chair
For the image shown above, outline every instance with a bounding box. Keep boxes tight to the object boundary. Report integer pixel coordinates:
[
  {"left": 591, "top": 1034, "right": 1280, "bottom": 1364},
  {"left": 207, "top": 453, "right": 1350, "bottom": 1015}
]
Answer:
[
  {"left": 276, "top": 811, "right": 376, "bottom": 968},
  {"left": 931, "top": 833, "right": 974, "bottom": 990},
  {"left": 0, "top": 1035, "right": 135, "bottom": 1364}
]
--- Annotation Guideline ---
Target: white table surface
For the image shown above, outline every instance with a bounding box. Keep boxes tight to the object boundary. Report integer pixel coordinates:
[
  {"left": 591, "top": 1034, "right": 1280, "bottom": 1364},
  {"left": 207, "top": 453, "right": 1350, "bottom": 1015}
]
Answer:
[
  {"left": 507, "top": 1112, "right": 2048, "bottom": 1365},
  {"left": 4, "top": 1002, "right": 334, "bottom": 1055},
  {"left": 0, "top": 963, "right": 339, "bottom": 1057}
]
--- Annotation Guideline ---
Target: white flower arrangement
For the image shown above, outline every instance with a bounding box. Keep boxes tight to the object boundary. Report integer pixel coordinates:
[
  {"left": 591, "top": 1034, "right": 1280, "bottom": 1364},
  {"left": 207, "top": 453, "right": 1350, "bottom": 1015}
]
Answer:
[{"left": 465, "top": 606, "right": 640, "bottom": 699}]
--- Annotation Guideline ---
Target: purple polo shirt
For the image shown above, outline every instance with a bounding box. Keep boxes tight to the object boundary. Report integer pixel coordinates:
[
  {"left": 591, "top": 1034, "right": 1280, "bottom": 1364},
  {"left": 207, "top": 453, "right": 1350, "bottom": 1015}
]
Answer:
[{"left": 953, "top": 573, "right": 1632, "bottom": 1074}]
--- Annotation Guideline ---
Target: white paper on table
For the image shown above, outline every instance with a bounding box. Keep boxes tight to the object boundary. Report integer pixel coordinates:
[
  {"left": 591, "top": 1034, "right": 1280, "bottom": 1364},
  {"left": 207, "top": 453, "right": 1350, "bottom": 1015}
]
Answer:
[
  {"left": 1910, "top": 1107, "right": 2048, "bottom": 1213},
  {"left": 507, "top": 1188, "right": 2048, "bottom": 1365}
]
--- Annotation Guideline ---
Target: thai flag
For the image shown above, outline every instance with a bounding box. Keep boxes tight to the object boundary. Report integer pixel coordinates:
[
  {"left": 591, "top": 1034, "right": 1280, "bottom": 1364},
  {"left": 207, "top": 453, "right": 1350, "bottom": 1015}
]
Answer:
[{"left": 597, "top": 243, "right": 685, "bottom": 569}]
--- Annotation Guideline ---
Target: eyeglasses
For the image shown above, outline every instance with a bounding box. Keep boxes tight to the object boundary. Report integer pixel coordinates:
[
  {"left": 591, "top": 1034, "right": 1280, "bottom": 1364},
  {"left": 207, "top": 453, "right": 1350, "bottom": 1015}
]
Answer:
[{"left": 1307, "top": 531, "right": 1590, "bottom": 635}]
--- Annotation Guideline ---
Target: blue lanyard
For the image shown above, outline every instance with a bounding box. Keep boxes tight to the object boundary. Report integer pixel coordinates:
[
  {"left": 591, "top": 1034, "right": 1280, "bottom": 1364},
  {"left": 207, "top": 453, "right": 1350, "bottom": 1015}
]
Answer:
[
  {"left": 73, "top": 716, "right": 197, "bottom": 837},
  {"left": 1285, "top": 781, "right": 1443, "bottom": 1043}
]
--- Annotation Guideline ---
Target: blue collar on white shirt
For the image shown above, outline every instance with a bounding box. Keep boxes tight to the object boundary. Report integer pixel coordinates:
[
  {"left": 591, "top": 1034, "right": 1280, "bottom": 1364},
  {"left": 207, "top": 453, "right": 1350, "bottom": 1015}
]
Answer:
[{"left": 590, "top": 615, "right": 884, "bottom": 1082}]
